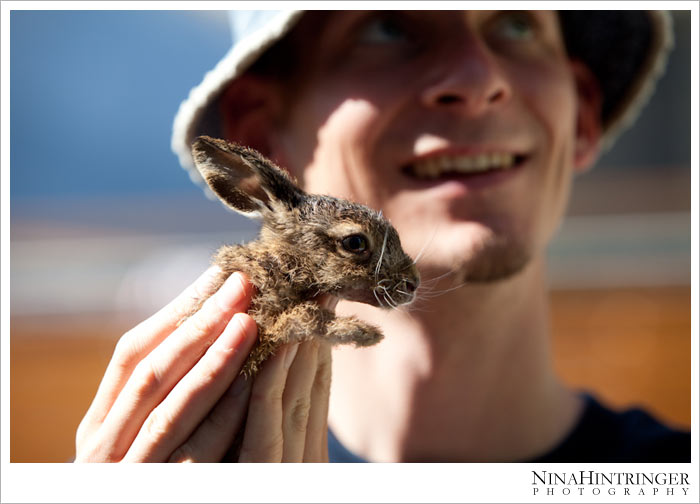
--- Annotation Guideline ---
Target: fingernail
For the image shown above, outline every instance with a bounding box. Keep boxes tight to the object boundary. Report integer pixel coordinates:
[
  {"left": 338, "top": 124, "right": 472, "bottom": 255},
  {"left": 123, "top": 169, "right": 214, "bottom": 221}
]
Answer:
[
  {"left": 234, "top": 313, "right": 258, "bottom": 342},
  {"left": 219, "top": 313, "right": 257, "bottom": 353},
  {"left": 216, "top": 272, "right": 246, "bottom": 311},
  {"left": 283, "top": 343, "right": 299, "bottom": 369},
  {"left": 193, "top": 265, "right": 222, "bottom": 296},
  {"left": 199, "top": 265, "right": 222, "bottom": 283}
]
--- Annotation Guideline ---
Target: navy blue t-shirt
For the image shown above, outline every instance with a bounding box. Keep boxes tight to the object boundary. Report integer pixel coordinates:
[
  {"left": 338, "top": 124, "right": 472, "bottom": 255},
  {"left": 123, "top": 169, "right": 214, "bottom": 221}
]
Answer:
[{"left": 328, "top": 394, "right": 691, "bottom": 462}]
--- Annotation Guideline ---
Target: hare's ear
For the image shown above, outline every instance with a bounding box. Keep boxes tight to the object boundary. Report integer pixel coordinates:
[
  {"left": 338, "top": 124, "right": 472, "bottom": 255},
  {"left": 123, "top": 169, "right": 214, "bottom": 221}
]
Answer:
[{"left": 191, "top": 136, "right": 304, "bottom": 218}]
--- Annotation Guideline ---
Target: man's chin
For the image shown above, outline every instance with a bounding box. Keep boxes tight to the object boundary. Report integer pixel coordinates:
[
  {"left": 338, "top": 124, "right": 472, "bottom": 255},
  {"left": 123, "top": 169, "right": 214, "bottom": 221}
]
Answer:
[{"left": 453, "top": 241, "right": 531, "bottom": 284}]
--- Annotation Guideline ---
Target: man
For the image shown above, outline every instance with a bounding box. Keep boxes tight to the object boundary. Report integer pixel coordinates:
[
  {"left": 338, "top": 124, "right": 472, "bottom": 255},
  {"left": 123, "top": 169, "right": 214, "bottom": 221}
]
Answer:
[{"left": 76, "top": 10, "right": 688, "bottom": 462}]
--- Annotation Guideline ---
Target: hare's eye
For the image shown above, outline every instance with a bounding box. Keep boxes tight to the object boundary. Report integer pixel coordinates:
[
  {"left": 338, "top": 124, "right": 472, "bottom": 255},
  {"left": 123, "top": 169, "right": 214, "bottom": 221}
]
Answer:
[{"left": 341, "top": 234, "right": 369, "bottom": 254}]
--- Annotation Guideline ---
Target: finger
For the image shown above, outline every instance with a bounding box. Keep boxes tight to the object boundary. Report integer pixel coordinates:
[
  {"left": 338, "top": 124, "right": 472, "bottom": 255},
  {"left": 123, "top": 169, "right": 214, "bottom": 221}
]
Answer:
[
  {"left": 303, "top": 342, "right": 332, "bottom": 462},
  {"left": 79, "top": 266, "right": 227, "bottom": 439},
  {"left": 168, "top": 372, "right": 253, "bottom": 463},
  {"left": 238, "top": 343, "right": 299, "bottom": 462},
  {"left": 280, "top": 340, "right": 319, "bottom": 462},
  {"left": 124, "top": 313, "right": 258, "bottom": 462},
  {"left": 117, "top": 265, "right": 227, "bottom": 382},
  {"left": 129, "top": 265, "right": 228, "bottom": 354},
  {"left": 91, "top": 272, "right": 253, "bottom": 461}
]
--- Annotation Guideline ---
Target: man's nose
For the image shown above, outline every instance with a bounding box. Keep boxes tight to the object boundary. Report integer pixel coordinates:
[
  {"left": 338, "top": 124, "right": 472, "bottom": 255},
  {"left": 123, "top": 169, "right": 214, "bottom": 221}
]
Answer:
[{"left": 420, "top": 36, "right": 512, "bottom": 116}]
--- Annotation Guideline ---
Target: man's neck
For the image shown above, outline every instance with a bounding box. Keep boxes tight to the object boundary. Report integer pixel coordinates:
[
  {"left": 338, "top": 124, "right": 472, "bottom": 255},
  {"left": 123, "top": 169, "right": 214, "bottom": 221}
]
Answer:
[{"left": 328, "top": 259, "right": 583, "bottom": 462}]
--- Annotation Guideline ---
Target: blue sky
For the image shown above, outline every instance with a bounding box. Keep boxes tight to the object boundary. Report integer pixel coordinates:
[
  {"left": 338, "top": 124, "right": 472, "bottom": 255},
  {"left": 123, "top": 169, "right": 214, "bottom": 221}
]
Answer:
[{"left": 11, "top": 10, "right": 230, "bottom": 198}]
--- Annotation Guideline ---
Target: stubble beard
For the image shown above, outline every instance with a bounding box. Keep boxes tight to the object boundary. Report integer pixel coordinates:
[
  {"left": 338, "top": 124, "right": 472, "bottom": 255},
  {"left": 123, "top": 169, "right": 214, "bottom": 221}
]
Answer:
[{"left": 452, "top": 234, "right": 532, "bottom": 284}]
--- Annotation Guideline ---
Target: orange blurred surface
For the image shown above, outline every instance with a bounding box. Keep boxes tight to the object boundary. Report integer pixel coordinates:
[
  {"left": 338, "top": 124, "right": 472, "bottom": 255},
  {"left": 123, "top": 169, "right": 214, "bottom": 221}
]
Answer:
[
  {"left": 551, "top": 287, "right": 690, "bottom": 429},
  {"left": 10, "top": 286, "right": 691, "bottom": 462}
]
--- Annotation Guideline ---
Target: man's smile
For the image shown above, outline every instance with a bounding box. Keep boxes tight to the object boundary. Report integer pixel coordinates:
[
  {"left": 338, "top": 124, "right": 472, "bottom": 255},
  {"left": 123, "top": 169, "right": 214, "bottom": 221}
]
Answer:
[
  {"left": 398, "top": 147, "right": 530, "bottom": 192},
  {"left": 402, "top": 151, "right": 529, "bottom": 179}
]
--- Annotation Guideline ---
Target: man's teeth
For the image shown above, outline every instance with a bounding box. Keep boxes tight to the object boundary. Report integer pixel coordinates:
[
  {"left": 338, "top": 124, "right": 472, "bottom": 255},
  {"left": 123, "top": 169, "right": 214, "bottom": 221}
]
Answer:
[{"left": 411, "top": 153, "right": 516, "bottom": 178}]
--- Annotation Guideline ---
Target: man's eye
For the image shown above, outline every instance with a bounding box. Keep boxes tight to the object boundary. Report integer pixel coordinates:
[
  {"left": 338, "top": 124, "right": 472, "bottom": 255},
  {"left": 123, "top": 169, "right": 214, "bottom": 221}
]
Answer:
[
  {"left": 358, "top": 17, "right": 409, "bottom": 44},
  {"left": 493, "top": 12, "right": 537, "bottom": 41}
]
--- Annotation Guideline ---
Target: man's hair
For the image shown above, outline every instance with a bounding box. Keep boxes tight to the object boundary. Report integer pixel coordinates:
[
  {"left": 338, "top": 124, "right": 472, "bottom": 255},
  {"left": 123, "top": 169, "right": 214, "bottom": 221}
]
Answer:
[
  {"left": 558, "top": 11, "right": 652, "bottom": 128},
  {"left": 247, "top": 34, "right": 298, "bottom": 78},
  {"left": 246, "top": 12, "right": 331, "bottom": 81}
]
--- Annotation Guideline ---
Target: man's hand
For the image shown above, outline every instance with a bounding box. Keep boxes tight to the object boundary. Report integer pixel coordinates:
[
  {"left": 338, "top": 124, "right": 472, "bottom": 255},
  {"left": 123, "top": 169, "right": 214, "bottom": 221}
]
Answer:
[{"left": 75, "top": 266, "right": 331, "bottom": 462}]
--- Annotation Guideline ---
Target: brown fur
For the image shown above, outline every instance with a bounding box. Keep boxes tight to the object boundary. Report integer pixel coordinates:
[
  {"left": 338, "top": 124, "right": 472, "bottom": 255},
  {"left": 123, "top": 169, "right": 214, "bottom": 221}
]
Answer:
[{"left": 190, "top": 137, "right": 420, "bottom": 376}]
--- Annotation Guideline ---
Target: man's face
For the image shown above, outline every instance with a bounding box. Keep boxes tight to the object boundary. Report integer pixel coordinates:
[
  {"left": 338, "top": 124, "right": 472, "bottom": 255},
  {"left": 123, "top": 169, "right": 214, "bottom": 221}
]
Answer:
[{"left": 268, "top": 11, "right": 599, "bottom": 282}]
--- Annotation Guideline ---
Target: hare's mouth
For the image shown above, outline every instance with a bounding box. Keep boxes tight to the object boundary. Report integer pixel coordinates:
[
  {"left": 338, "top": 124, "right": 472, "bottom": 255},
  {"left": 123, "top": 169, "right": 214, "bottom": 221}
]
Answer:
[
  {"left": 334, "top": 281, "right": 418, "bottom": 309},
  {"left": 373, "top": 282, "right": 417, "bottom": 309},
  {"left": 337, "top": 287, "right": 383, "bottom": 307}
]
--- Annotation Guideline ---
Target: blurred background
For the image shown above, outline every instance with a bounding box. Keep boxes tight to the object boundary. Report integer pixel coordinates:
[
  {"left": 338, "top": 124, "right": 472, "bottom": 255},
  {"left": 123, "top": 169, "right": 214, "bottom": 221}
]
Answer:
[{"left": 9, "top": 10, "right": 691, "bottom": 462}]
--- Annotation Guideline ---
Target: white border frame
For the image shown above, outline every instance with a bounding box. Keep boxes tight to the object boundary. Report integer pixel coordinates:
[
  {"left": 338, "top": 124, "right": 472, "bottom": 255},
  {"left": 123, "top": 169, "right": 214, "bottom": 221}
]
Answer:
[{"left": 2, "top": 2, "right": 697, "bottom": 503}]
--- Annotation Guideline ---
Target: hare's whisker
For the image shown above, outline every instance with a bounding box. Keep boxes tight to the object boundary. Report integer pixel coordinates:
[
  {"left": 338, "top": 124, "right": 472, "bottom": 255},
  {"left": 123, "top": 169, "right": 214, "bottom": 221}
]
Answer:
[
  {"left": 404, "top": 302, "right": 432, "bottom": 313},
  {"left": 375, "top": 228, "right": 389, "bottom": 279},
  {"left": 382, "top": 288, "right": 400, "bottom": 309},
  {"left": 373, "top": 288, "right": 385, "bottom": 308},
  {"left": 378, "top": 286, "right": 397, "bottom": 309},
  {"left": 413, "top": 225, "right": 439, "bottom": 265},
  {"left": 420, "top": 269, "right": 458, "bottom": 285},
  {"left": 416, "top": 282, "right": 468, "bottom": 298}
]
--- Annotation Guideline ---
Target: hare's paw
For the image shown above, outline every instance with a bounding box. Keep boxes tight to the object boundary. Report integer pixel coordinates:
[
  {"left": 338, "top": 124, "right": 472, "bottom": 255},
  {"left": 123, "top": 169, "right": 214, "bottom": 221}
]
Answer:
[
  {"left": 323, "top": 317, "right": 383, "bottom": 347},
  {"left": 267, "top": 302, "right": 329, "bottom": 343}
]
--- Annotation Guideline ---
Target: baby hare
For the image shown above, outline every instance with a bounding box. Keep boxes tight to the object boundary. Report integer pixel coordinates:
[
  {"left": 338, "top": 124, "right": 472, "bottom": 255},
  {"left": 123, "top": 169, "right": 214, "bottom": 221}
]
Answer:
[{"left": 190, "top": 136, "right": 420, "bottom": 376}]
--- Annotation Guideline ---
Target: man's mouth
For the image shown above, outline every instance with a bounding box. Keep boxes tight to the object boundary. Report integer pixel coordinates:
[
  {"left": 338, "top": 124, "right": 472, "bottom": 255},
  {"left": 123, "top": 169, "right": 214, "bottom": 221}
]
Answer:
[{"left": 402, "top": 153, "right": 527, "bottom": 179}]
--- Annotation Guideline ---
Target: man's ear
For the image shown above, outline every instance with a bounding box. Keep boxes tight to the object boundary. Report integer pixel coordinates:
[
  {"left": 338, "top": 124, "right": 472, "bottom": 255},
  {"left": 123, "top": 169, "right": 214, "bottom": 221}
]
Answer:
[
  {"left": 570, "top": 60, "right": 603, "bottom": 174},
  {"left": 219, "top": 74, "right": 285, "bottom": 160}
]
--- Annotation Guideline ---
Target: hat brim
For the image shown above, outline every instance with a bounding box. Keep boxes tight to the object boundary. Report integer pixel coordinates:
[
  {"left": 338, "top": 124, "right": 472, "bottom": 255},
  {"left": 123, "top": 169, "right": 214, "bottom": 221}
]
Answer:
[{"left": 171, "top": 10, "right": 303, "bottom": 186}]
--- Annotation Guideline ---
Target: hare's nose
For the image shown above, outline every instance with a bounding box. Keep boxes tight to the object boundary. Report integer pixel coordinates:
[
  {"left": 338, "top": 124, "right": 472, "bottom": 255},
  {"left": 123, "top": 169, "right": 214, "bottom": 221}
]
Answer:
[{"left": 403, "top": 279, "right": 418, "bottom": 293}]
